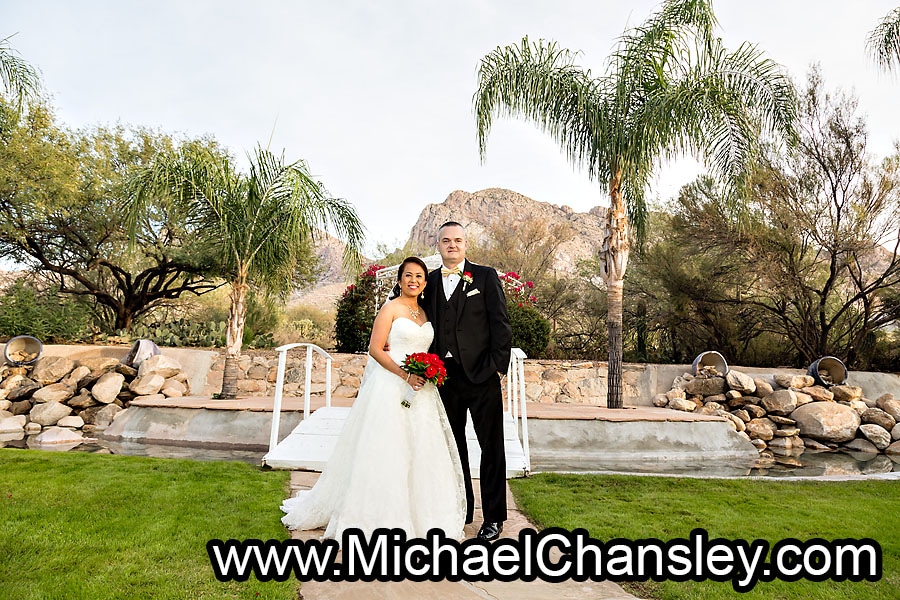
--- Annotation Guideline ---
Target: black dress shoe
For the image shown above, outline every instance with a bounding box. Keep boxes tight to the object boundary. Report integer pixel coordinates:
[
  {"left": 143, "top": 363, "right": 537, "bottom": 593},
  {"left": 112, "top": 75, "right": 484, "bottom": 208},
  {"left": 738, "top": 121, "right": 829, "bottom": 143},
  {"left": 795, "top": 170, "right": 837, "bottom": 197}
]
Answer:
[{"left": 477, "top": 521, "right": 503, "bottom": 541}]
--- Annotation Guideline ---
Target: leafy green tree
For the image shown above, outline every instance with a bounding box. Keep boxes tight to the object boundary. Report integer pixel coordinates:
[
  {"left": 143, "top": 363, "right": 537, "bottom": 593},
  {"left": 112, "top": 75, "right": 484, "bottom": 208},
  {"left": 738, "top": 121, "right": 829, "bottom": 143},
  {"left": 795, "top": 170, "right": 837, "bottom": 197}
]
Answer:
[
  {"left": 473, "top": 0, "right": 796, "bottom": 406},
  {"left": 130, "top": 145, "right": 364, "bottom": 398},
  {"left": 868, "top": 7, "right": 900, "bottom": 72},
  {"left": 668, "top": 70, "right": 900, "bottom": 368},
  {"left": 0, "top": 99, "right": 228, "bottom": 330}
]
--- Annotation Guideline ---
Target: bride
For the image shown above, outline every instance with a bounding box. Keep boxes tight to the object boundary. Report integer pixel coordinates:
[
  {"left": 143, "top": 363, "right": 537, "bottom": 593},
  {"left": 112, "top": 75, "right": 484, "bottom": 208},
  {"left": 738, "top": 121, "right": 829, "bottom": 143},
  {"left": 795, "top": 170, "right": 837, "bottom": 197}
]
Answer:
[{"left": 281, "top": 256, "right": 466, "bottom": 540}]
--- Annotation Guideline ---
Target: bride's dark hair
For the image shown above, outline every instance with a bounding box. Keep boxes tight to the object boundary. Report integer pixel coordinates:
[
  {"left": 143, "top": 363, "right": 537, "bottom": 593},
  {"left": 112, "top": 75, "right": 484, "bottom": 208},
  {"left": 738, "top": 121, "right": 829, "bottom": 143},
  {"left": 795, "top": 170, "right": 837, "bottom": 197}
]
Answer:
[{"left": 388, "top": 256, "right": 428, "bottom": 300}]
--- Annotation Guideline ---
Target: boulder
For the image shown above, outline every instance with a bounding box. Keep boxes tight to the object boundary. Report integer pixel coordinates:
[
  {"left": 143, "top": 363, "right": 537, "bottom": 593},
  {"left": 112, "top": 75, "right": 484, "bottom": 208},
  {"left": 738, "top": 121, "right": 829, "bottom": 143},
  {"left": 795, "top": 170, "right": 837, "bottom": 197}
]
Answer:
[
  {"left": 57, "top": 415, "right": 85, "bottom": 428},
  {"left": 30, "top": 383, "right": 75, "bottom": 404},
  {"left": 78, "top": 357, "right": 122, "bottom": 378},
  {"left": 848, "top": 400, "right": 869, "bottom": 415},
  {"left": 893, "top": 423, "right": 900, "bottom": 442},
  {"left": 753, "top": 378, "right": 774, "bottom": 398},
  {"left": 0, "top": 414, "right": 27, "bottom": 433},
  {"left": 29, "top": 401, "right": 73, "bottom": 427},
  {"left": 745, "top": 404, "right": 767, "bottom": 419},
  {"left": 774, "top": 374, "right": 814, "bottom": 389},
  {"left": 842, "top": 438, "right": 879, "bottom": 454},
  {"left": 768, "top": 415, "right": 796, "bottom": 426},
  {"left": 699, "top": 402, "right": 724, "bottom": 415},
  {"left": 831, "top": 385, "right": 863, "bottom": 402},
  {"left": 859, "top": 424, "right": 891, "bottom": 450},
  {"left": 9, "top": 399, "right": 32, "bottom": 415},
  {"left": 876, "top": 398, "right": 900, "bottom": 422},
  {"left": 716, "top": 410, "right": 746, "bottom": 432},
  {"left": 62, "top": 365, "right": 93, "bottom": 389},
  {"left": 68, "top": 390, "right": 99, "bottom": 409},
  {"left": 129, "top": 373, "right": 165, "bottom": 396},
  {"left": 725, "top": 390, "right": 742, "bottom": 400},
  {"left": 791, "top": 402, "right": 860, "bottom": 443},
  {"left": 726, "top": 370, "right": 756, "bottom": 394},
  {"left": 802, "top": 438, "right": 835, "bottom": 451},
  {"left": 6, "top": 377, "right": 41, "bottom": 401},
  {"left": 774, "top": 427, "right": 800, "bottom": 437},
  {"left": 94, "top": 404, "right": 123, "bottom": 428},
  {"left": 861, "top": 408, "right": 896, "bottom": 432},
  {"left": 78, "top": 405, "right": 104, "bottom": 425},
  {"left": 161, "top": 378, "right": 187, "bottom": 398},
  {"left": 732, "top": 409, "right": 751, "bottom": 423},
  {"left": 685, "top": 377, "right": 726, "bottom": 397},
  {"left": 33, "top": 426, "right": 85, "bottom": 445},
  {"left": 92, "top": 372, "right": 125, "bottom": 404},
  {"left": 885, "top": 440, "right": 900, "bottom": 455},
  {"left": 24, "top": 422, "right": 41, "bottom": 434},
  {"left": 30, "top": 356, "right": 76, "bottom": 385},
  {"left": 668, "top": 398, "right": 697, "bottom": 412},
  {"left": 665, "top": 388, "right": 686, "bottom": 402},
  {"left": 761, "top": 389, "right": 798, "bottom": 416},
  {"left": 138, "top": 354, "right": 182, "bottom": 379},
  {"left": 746, "top": 418, "right": 777, "bottom": 441},
  {"left": 802, "top": 386, "right": 834, "bottom": 402},
  {"left": 793, "top": 392, "right": 814, "bottom": 407},
  {"left": 652, "top": 393, "right": 669, "bottom": 407}
]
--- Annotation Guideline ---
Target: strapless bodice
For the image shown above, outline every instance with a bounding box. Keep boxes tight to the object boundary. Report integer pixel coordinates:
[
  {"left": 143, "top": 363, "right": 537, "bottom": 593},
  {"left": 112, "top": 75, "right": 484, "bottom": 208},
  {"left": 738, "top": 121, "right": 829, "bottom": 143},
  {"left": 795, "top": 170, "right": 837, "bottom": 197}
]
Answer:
[{"left": 386, "top": 318, "right": 434, "bottom": 363}]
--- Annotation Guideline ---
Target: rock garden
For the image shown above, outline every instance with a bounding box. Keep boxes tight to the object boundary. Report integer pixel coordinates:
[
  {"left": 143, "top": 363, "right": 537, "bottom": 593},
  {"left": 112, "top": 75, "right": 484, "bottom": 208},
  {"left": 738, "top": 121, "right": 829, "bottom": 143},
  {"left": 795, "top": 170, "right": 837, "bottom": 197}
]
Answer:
[
  {"left": 654, "top": 365, "right": 900, "bottom": 462},
  {"left": 0, "top": 353, "right": 191, "bottom": 445}
]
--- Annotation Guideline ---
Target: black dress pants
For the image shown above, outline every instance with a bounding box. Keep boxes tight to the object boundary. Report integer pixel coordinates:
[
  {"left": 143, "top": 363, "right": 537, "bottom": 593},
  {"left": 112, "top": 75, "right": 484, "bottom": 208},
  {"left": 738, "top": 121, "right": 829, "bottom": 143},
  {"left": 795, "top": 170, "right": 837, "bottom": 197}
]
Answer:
[{"left": 439, "top": 358, "right": 507, "bottom": 523}]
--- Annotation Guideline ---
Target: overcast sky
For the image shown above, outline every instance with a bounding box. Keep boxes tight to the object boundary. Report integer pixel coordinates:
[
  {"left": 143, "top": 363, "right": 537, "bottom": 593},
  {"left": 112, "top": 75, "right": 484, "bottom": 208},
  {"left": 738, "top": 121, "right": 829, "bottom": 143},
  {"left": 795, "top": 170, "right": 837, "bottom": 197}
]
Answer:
[{"left": 4, "top": 1, "right": 900, "bottom": 253}]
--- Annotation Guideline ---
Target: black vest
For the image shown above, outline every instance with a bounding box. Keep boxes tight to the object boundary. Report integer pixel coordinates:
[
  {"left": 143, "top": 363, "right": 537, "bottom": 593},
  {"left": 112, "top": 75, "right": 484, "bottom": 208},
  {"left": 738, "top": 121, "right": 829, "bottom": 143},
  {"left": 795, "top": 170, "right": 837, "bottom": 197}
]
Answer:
[{"left": 436, "top": 281, "right": 463, "bottom": 360}]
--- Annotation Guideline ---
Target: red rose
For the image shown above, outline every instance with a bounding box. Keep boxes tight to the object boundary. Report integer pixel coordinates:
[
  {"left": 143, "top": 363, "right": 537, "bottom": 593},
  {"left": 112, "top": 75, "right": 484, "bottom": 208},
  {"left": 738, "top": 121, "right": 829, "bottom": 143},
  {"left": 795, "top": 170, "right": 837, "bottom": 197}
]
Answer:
[{"left": 425, "top": 365, "right": 438, "bottom": 378}]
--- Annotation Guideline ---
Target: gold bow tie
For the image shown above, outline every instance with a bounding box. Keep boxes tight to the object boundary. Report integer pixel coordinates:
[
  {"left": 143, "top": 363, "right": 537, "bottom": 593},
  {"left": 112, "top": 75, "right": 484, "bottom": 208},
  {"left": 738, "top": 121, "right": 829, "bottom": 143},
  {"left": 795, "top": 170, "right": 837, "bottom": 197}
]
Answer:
[{"left": 441, "top": 266, "right": 461, "bottom": 277}]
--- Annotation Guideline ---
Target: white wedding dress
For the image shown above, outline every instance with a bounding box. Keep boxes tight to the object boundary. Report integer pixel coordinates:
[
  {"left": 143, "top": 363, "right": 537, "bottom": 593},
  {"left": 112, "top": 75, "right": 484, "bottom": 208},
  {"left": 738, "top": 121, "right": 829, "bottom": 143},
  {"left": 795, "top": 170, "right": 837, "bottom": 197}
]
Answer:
[{"left": 281, "top": 317, "right": 466, "bottom": 540}]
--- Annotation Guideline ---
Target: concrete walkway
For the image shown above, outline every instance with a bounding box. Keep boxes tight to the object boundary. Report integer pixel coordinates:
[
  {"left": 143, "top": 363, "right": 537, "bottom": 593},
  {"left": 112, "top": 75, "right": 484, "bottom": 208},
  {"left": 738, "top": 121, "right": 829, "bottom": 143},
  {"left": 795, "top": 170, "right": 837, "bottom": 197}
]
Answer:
[{"left": 286, "top": 471, "right": 640, "bottom": 600}]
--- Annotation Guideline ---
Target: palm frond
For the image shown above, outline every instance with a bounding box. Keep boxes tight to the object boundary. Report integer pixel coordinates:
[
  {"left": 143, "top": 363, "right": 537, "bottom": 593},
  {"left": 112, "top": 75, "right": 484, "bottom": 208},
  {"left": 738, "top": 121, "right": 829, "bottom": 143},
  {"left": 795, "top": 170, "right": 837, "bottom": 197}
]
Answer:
[
  {"left": 868, "top": 7, "right": 900, "bottom": 73},
  {"left": 0, "top": 35, "right": 40, "bottom": 112},
  {"left": 474, "top": 37, "right": 605, "bottom": 181}
]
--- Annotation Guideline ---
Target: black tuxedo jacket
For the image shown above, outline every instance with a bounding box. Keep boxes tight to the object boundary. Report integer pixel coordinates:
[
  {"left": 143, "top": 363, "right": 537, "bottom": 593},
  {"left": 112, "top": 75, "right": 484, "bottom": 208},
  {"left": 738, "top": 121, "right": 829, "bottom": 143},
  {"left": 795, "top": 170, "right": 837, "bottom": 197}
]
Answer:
[{"left": 425, "top": 260, "right": 512, "bottom": 384}]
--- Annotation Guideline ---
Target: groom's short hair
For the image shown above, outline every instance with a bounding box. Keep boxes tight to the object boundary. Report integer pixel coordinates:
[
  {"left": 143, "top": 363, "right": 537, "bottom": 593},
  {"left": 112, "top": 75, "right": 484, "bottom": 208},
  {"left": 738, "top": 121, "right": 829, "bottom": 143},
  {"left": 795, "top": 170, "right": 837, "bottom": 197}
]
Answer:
[{"left": 439, "top": 220, "right": 464, "bottom": 232}]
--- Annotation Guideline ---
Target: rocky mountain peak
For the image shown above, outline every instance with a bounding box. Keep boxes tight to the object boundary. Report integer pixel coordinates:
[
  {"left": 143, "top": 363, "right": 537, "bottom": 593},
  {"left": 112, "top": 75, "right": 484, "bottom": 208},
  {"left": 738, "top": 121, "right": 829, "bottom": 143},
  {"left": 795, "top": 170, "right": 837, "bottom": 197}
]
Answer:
[{"left": 408, "top": 188, "right": 608, "bottom": 274}]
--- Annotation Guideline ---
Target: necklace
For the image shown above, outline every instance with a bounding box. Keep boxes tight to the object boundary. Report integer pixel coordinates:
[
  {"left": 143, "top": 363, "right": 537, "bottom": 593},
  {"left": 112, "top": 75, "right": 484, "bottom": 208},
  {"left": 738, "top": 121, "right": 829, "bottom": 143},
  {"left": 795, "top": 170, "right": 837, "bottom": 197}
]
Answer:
[{"left": 408, "top": 303, "right": 421, "bottom": 320}]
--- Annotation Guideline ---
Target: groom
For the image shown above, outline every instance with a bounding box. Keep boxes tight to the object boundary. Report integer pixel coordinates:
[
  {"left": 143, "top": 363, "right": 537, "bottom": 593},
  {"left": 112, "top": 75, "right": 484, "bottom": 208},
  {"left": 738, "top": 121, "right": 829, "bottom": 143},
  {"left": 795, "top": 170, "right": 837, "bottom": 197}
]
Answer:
[{"left": 425, "top": 221, "right": 512, "bottom": 541}]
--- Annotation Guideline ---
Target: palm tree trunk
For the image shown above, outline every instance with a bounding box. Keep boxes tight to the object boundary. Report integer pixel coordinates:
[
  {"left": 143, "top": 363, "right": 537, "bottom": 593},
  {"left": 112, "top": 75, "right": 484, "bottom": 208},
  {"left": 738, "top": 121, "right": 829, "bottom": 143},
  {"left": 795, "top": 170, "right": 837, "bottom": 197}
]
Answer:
[
  {"left": 600, "top": 171, "right": 630, "bottom": 409},
  {"left": 221, "top": 273, "right": 249, "bottom": 399}
]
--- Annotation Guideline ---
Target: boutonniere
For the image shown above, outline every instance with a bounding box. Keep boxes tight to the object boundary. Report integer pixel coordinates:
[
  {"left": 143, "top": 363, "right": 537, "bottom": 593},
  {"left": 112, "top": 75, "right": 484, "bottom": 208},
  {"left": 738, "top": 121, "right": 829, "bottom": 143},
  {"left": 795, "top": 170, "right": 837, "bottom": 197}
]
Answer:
[{"left": 461, "top": 271, "right": 473, "bottom": 285}]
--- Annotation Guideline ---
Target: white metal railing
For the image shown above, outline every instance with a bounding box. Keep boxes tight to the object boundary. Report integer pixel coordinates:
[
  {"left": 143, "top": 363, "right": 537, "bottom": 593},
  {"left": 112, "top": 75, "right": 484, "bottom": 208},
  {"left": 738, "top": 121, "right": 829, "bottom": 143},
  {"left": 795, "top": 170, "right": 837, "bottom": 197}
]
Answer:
[
  {"left": 268, "top": 343, "right": 333, "bottom": 453},
  {"left": 506, "top": 347, "right": 531, "bottom": 473}
]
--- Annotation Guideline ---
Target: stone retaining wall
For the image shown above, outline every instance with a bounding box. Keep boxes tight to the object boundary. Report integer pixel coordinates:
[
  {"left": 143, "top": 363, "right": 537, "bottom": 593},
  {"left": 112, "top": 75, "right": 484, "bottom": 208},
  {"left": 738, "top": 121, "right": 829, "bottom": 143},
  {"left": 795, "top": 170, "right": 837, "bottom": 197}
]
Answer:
[
  {"left": 215, "top": 351, "right": 656, "bottom": 406},
  {"left": 208, "top": 350, "right": 900, "bottom": 408}
]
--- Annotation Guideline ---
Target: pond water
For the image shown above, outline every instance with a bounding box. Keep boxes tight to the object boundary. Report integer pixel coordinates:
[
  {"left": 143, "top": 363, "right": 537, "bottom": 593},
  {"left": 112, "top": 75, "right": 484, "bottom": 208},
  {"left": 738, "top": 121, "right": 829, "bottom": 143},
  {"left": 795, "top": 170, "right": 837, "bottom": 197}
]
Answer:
[
  {"left": 531, "top": 448, "right": 900, "bottom": 479},
  {"left": 4, "top": 433, "right": 899, "bottom": 478},
  {"left": 0, "top": 433, "right": 265, "bottom": 465}
]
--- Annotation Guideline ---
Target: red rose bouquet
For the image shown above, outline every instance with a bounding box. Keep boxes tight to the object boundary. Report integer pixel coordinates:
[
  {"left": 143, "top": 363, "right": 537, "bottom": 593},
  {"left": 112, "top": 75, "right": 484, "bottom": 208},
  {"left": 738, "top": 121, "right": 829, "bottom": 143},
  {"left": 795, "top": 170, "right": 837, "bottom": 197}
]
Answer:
[{"left": 401, "top": 352, "right": 448, "bottom": 408}]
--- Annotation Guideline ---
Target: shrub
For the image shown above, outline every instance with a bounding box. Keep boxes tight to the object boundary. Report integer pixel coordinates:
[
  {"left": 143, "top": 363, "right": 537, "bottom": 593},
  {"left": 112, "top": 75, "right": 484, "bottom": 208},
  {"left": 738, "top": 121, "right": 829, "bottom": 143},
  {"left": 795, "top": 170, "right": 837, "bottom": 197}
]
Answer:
[
  {"left": 334, "top": 264, "right": 383, "bottom": 353},
  {"left": 500, "top": 271, "right": 550, "bottom": 358},
  {"left": 0, "top": 279, "right": 93, "bottom": 342},
  {"left": 508, "top": 301, "right": 551, "bottom": 358}
]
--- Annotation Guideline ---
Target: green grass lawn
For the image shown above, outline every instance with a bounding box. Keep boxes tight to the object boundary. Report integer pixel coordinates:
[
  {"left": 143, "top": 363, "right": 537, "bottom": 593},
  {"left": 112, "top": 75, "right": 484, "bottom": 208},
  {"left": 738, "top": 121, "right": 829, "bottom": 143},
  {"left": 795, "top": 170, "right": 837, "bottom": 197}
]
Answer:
[
  {"left": 0, "top": 448, "right": 296, "bottom": 600},
  {"left": 509, "top": 473, "right": 900, "bottom": 599}
]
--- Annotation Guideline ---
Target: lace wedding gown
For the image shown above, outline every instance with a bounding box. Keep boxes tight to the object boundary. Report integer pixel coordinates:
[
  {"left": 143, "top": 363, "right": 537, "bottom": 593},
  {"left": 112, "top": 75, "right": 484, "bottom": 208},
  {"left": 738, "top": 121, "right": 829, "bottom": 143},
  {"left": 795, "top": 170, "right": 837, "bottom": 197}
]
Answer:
[{"left": 281, "top": 317, "right": 466, "bottom": 540}]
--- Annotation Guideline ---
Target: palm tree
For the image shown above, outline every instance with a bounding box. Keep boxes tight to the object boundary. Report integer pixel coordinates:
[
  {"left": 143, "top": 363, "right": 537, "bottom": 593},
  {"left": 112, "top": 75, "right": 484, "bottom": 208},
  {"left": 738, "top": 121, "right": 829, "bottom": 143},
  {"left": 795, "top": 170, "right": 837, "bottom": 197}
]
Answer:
[
  {"left": 868, "top": 7, "right": 900, "bottom": 72},
  {"left": 129, "top": 145, "right": 364, "bottom": 398},
  {"left": 0, "top": 34, "right": 40, "bottom": 112},
  {"left": 474, "top": 0, "right": 796, "bottom": 408}
]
